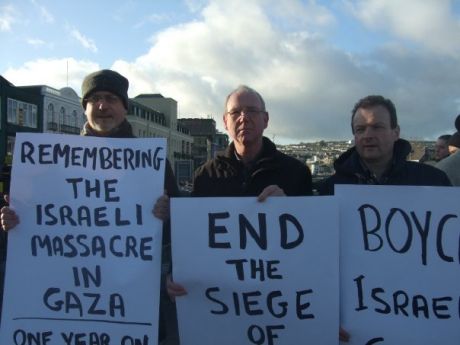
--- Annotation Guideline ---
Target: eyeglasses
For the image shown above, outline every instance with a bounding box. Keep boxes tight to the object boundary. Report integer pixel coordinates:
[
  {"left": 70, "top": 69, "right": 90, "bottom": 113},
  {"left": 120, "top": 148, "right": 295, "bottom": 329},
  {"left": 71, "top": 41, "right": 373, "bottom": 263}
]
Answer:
[
  {"left": 226, "top": 107, "right": 265, "bottom": 118},
  {"left": 85, "top": 94, "right": 120, "bottom": 105}
]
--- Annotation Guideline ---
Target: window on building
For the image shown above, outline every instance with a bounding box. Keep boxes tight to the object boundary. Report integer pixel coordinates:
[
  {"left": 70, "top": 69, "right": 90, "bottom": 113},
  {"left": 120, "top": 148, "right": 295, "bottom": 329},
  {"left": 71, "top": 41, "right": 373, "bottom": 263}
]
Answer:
[
  {"left": 78, "top": 111, "right": 85, "bottom": 129},
  {"left": 47, "top": 103, "right": 55, "bottom": 122},
  {"left": 65, "top": 108, "right": 71, "bottom": 126},
  {"left": 7, "top": 99, "right": 17, "bottom": 123},
  {"left": 59, "top": 107, "right": 65, "bottom": 127},
  {"left": 7, "top": 98, "right": 38, "bottom": 128},
  {"left": 72, "top": 110, "right": 78, "bottom": 128},
  {"left": 47, "top": 103, "right": 56, "bottom": 131},
  {"left": 7, "top": 136, "right": 15, "bottom": 156}
]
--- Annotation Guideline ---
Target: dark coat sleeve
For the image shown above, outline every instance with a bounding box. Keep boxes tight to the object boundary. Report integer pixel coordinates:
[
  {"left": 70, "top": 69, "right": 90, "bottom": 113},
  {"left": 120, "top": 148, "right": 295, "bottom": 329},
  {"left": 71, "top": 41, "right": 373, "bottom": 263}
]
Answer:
[
  {"left": 161, "top": 159, "right": 179, "bottom": 267},
  {"left": 164, "top": 159, "right": 180, "bottom": 197}
]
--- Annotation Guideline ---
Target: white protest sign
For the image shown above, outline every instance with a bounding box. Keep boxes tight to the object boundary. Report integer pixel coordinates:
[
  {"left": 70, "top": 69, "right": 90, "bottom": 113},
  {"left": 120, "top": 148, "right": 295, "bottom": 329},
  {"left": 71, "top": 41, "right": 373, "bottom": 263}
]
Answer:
[
  {"left": 0, "top": 133, "right": 166, "bottom": 345},
  {"left": 171, "top": 196, "right": 339, "bottom": 345},
  {"left": 336, "top": 185, "right": 460, "bottom": 344}
]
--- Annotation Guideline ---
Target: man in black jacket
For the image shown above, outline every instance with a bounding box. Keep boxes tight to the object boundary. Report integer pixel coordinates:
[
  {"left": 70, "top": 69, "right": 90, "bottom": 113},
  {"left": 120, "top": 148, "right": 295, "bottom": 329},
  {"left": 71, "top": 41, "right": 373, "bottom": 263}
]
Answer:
[
  {"left": 81, "top": 69, "right": 179, "bottom": 344},
  {"left": 79, "top": 69, "right": 178, "bottom": 192},
  {"left": 163, "top": 85, "right": 325, "bottom": 344},
  {"left": 161, "top": 87, "right": 313, "bottom": 283},
  {"left": 318, "top": 95, "right": 451, "bottom": 195},
  {"left": 192, "top": 85, "right": 312, "bottom": 197},
  {"left": 1, "top": 69, "right": 179, "bottom": 342}
]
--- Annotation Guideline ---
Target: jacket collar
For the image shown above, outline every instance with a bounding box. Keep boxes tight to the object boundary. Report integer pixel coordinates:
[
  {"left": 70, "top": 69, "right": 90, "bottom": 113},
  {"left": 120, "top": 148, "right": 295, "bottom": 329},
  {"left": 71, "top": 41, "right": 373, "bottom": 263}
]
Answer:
[
  {"left": 334, "top": 139, "right": 412, "bottom": 179},
  {"left": 80, "top": 119, "right": 135, "bottom": 138},
  {"left": 217, "top": 137, "right": 279, "bottom": 173},
  {"left": 223, "top": 137, "right": 277, "bottom": 160}
]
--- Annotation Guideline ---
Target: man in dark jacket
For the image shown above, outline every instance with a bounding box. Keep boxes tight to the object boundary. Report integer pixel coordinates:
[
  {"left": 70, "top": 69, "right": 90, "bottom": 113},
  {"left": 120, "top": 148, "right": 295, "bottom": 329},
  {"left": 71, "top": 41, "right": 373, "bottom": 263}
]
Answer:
[
  {"left": 1, "top": 69, "right": 179, "bottom": 342},
  {"left": 318, "top": 95, "right": 451, "bottom": 195},
  {"left": 164, "top": 85, "right": 318, "bottom": 343},
  {"left": 79, "top": 69, "right": 178, "bottom": 191},
  {"left": 164, "top": 85, "right": 326, "bottom": 344},
  {"left": 157, "top": 85, "right": 307, "bottom": 344},
  {"left": 193, "top": 136, "right": 312, "bottom": 196},
  {"left": 436, "top": 114, "right": 460, "bottom": 185},
  {"left": 81, "top": 69, "right": 180, "bottom": 344},
  {"left": 192, "top": 85, "right": 312, "bottom": 197}
]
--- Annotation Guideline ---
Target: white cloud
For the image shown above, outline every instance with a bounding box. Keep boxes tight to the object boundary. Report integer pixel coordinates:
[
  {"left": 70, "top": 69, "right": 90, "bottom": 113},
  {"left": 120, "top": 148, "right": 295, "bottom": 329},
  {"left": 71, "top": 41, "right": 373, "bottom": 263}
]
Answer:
[
  {"left": 0, "top": 5, "right": 16, "bottom": 32},
  {"left": 39, "top": 6, "right": 54, "bottom": 24},
  {"left": 345, "top": 0, "right": 460, "bottom": 57},
  {"left": 3, "top": 58, "right": 99, "bottom": 94},
  {"left": 133, "top": 13, "right": 172, "bottom": 30},
  {"left": 266, "top": 0, "right": 336, "bottom": 28},
  {"left": 26, "top": 38, "right": 46, "bottom": 47},
  {"left": 3, "top": 0, "right": 460, "bottom": 142},
  {"left": 30, "top": 0, "right": 54, "bottom": 24},
  {"left": 115, "top": 0, "right": 375, "bottom": 139},
  {"left": 123, "top": 0, "right": 460, "bottom": 141},
  {"left": 70, "top": 29, "right": 98, "bottom": 53},
  {"left": 184, "top": 0, "right": 208, "bottom": 13}
]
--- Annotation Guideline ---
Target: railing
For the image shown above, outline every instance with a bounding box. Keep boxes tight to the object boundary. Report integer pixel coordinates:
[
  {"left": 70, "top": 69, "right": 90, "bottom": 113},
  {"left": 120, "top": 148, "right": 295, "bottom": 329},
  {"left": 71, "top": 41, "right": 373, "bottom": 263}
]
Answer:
[
  {"left": 60, "top": 124, "right": 80, "bottom": 134},
  {"left": 47, "top": 122, "right": 80, "bottom": 134},
  {"left": 47, "top": 122, "right": 58, "bottom": 131},
  {"left": 173, "top": 152, "right": 193, "bottom": 160}
]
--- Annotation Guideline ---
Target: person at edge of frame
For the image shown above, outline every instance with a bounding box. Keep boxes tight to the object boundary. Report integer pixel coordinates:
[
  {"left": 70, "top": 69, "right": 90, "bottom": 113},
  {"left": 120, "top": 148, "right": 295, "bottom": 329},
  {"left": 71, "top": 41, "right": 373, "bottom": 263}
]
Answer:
[{"left": 154, "top": 85, "right": 350, "bottom": 343}]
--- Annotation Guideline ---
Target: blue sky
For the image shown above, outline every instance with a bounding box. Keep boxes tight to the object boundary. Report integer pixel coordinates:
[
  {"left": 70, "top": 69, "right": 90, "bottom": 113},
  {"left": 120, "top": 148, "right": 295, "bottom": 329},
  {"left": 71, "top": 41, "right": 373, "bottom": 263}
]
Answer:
[{"left": 1, "top": 0, "right": 460, "bottom": 144}]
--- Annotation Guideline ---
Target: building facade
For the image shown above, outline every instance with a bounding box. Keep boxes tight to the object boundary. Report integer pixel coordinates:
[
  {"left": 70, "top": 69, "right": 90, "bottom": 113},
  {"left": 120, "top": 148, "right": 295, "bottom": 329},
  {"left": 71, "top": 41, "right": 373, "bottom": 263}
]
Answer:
[
  {"left": 19, "top": 85, "right": 85, "bottom": 135},
  {"left": 0, "top": 76, "right": 42, "bottom": 193},
  {"left": 128, "top": 94, "right": 194, "bottom": 184},
  {"left": 1, "top": 80, "right": 196, "bottom": 188},
  {"left": 177, "top": 118, "right": 229, "bottom": 169}
]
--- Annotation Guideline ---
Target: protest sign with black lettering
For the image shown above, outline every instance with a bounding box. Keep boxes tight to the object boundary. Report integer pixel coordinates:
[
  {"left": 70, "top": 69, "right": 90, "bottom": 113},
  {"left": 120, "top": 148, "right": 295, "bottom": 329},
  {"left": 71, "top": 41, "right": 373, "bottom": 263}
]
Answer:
[
  {"left": 171, "top": 196, "right": 339, "bottom": 345},
  {"left": 336, "top": 185, "right": 460, "bottom": 345},
  {"left": 0, "top": 133, "right": 166, "bottom": 345}
]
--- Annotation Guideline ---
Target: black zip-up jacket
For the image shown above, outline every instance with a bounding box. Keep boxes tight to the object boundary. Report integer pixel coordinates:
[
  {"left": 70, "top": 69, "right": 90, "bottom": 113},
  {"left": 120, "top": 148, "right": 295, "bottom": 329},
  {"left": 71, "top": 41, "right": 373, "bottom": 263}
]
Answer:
[
  {"left": 318, "top": 139, "right": 451, "bottom": 195},
  {"left": 192, "top": 137, "right": 312, "bottom": 197}
]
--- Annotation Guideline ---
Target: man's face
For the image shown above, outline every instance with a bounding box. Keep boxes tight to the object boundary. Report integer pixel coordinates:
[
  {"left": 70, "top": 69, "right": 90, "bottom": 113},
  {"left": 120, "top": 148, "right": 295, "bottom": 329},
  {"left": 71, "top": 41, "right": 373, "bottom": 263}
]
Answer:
[
  {"left": 84, "top": 91, "right": 126, "bottom": 135},
  {"left": 448, "top": 145, "right": 459, "bottom": 155},
  {"left": 223, "top": 91, "right": 268, "bottom": 147},
  {"left": 435, "top": 138, "right": 449, "bottom": 161},
  {"left": 352, "top": 105, "right": 400, "bottom": 165}
]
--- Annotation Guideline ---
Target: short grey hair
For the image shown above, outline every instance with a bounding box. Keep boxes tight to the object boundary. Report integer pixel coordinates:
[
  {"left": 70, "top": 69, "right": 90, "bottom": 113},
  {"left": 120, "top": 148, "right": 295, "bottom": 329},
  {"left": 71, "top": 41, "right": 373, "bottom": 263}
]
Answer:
[{"left": 224, "top": 85, "right": 266, "bottom": 113}]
